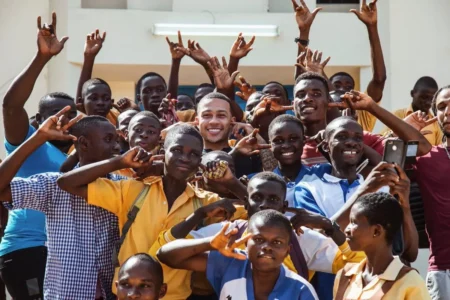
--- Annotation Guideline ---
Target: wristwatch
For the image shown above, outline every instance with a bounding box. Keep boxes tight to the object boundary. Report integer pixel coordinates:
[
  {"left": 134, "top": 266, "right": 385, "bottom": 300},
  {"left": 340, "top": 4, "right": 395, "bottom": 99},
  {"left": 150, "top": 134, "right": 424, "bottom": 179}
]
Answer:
[
  {"left": 324, "top": 221, "right": 341, "bottom": 237},
  {"left": 294, "top": 37, "right": 309, "bottom": 47}
]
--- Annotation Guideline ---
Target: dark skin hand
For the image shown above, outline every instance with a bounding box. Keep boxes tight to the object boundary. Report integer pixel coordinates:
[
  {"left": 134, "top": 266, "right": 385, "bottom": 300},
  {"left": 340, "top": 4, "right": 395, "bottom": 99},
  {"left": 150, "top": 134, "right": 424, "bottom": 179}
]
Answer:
[
  {"left": 76, "top": 29, "right": 106, "bottom": 109},
  {"left": 176, "top": 40, "right": 214, "bottom": 84},
  {"left": 3, "top": 12, "right": 68, "bottom": 146},
  {"left": 166, "top": 31, "right": 185, "bottom": 98},
  {"left": 207, "top": 56, "right": 244, "bottom": 122},
  {"left": 0, "top": 106, "right": 81, "bottom": 202},
  {"left": 351, "top": 0, "right": 386, "bottom": 103},
  {"left": 235, "top": 76, "right": 257, "bottom": 101},
  {"left": 292, "top": 0, "right": 322, "bottom": 80}
]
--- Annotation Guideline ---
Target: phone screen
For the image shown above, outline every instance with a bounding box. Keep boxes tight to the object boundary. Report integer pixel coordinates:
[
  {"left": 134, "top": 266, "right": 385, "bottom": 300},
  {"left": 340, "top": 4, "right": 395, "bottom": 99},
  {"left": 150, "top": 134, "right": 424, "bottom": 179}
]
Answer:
[{"left": 406, "top": 144, "right": 418, "bottom": 157}]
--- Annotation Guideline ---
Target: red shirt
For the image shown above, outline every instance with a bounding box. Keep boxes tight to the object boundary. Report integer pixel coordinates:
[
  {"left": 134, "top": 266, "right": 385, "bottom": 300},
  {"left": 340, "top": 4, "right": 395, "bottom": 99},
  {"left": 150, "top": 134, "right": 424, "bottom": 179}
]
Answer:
[
  {"left": 415, "top": 145, "right": 450, "bottom": 271},
  {"left": 301, "top": 131, "right": 385, "bottom": 166}
]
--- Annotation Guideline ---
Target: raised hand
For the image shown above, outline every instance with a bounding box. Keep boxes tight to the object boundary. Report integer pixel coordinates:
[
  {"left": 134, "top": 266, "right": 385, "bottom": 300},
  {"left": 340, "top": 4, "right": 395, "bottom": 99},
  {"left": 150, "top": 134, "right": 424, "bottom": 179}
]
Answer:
[
  {"left": 207, "top": 57, "right": 240, "bottom": 91},
  {"left": 296, "top": 48, "right": 331, "bottom": 75},
  {"left": 36, "top": 106, "right": 82, "bottom": 141},
  {"left": 132, "top": 155, "right": 165, "bottom": 180},
  {"left": 112, "top": 97, "right": 140, "bottom": 113},
  {"left": 37, "top": 12, "right": 69, "bottom": 58},
  {"left": 350, "top": 0, "right": 378, "bottom": 27},
  {"left": 235, "top": 76, "right": 256, "bottom": 101},
  {"left": 84, "top": 29, "right": 106, "bottom": 57},
  {"left": 291, "top": 0, "right": 322, "bottom": 31},
  {"left": 328, "top": 90, "right": 376, "bottom": 111},
  {"left": 389, "top": 164, "right": 411, "bottom": 210},
  {"left": 231, "top": 122, "right": 255, "bottom": 141},
  {"left": 177, "top": 40, "right": 211, "bottom": 66},
  {"left": 359, "top": 161, "right": 399, "bottom": 194},
  {"left": 210, "top": 222, "right": 252, "bottom": 260},
  {"left": 253, "top": 96, "right": 293, "bottom": 118},
  {"left": 158, "top": 93, "right": 179, "bottom": 125},
  {"left": 230, "top": 33, "right": 255, "bottom": 59},
  {"left": 403, "top": 111, "right": 437, "bottom": 135},
  {"left": 233, "top": 129, "right": 271, "bottom": 156},
  {"left": 166, "top": 31, "right": 185, "bottom": 60},
  {"left": 201, "top": 160, "right": 230, "bottom": 180},
  {"left": 286, "top": 207, "right": 332, "bottom": 235}
]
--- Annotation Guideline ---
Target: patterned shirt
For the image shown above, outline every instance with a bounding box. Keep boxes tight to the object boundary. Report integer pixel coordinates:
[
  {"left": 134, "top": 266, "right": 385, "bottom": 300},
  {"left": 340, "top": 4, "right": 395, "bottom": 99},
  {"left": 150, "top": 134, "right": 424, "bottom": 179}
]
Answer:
[{"left": 9, "top": 172, "right": 124, "bottom": 300}]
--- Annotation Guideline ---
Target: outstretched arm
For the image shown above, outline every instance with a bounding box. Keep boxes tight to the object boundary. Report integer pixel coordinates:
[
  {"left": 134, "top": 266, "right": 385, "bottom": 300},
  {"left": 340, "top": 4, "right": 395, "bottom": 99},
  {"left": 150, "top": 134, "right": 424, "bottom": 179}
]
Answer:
[
  {"left": 0, "top": 107, "right": 80, "bottom": 201},
  {"left": 75, "top": 29, "right": 106, "bottom": 109},
  {"left": 291, "top": 0, "right": 322, "bottom": 80},
  {"left": 166, "top": 31, "right": 185, "bottom": 98},
  {"left": 177, "top": 40, "right": 214, "bottom": 84},
  {"left": 351, "top": 0, "right": 386, "bottom": 102},
  {"left": 3, "top": 12, "right": 68, "bottom": 145}
]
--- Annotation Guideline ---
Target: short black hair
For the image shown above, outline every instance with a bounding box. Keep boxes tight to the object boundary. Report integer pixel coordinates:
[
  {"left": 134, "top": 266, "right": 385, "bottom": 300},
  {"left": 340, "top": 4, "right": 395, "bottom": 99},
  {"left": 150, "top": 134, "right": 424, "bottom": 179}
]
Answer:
[
  {"left": 330, "top": 72, "right": 355, "bottom": 87},
  {"left": 354, "top": 193, "right": 403, "bottom": 244},
  {"left": 69, "top": 115, "right": 111, "bottom": 138},
  {"left": 119, "top": 253, "right": 164, "bottom": 285},
  {"left": 201, "top": 151, "right": 235, "bottom": 175},
  {"left": 264, "top": 81, "right": 289, "bottom": 100},
  {"left": 178, "top": 93, "right": 195, "bottom": 102},
  {"left": 248, "top": 172, "right": 287, "bottom": 199},
  {"left": 197, "top": 92, "right": 232, "bottom": 113},
  {"left": 325, "top": 116, "right": 360, "bottom": 140},
  {"left": 164, "top": 123, "right": 204, "bottom": 149},
  {"left": 38, "top": 92, "right": 75, "bottom": 112},
  {"left": 196, "top": 83, "right": 214, "bottom": 91},
  {"left": 248, "top": 209, "right": 292, "bottom": 241},
  {"left": 128, "top": 111, "right": 161, "bottom": 131},
  {"left": 295, "top": 71, "right": 330, "bottom": 95},
  {"left": 431, "top": 85, "right": 450, "bottom": 116},
  {"left": 81, "top": 78, "right": 111, "bottom": 98},
  {"left": 268, "top": 114, "right": 304, "bottom": 140},
  {"left": 135, "top": 72, "right": 167, "bottom": 99},
  {"left": 413, "top": 76, "right": 438, "bottom": 91},
  {"left": 116, "top": 110, "right": 139, "bottom": 129}
]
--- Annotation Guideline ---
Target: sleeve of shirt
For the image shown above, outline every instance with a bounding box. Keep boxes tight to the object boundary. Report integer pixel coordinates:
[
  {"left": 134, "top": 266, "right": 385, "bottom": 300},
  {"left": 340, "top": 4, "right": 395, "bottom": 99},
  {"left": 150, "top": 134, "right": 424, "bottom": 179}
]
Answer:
[
  {"left": 206, "top": 250, "right": 235, "bottom": 294},
  {"left": 357, "top": 109, "right": 377, "bottom": 133},
  {"left": 87, "top": 177, "right": 132, "bottom": 215},
  {"left": 297, "top": 227, "right": 338, "bottom": 273},
  {"left": 4, "top": 125, "right": 35, "bottom": 153},
  {"left": 403, "top": 272, "right": 432, "bottom": 300},
  {"left": 294, "top": 185, "right": 324, "bottom": 215},
  {"left": 331, "top": 242, "right": 366, "bottom": 274},
  {"left": 10, "top": 173, "right": 59, "bottom": 213},
  {"left": 190, "top": 223, "right": 225, "bottom": 239},
  {"left": 363, "top": 132, "right": 386, "bottom": 155}
]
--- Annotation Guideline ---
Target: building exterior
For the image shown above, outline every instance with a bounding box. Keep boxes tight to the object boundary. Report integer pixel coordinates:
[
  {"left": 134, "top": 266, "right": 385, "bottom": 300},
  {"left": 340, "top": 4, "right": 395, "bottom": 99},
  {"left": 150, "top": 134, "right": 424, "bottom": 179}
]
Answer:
[{"left": 1, "top": 0, "right": 450, "bottom": 279}]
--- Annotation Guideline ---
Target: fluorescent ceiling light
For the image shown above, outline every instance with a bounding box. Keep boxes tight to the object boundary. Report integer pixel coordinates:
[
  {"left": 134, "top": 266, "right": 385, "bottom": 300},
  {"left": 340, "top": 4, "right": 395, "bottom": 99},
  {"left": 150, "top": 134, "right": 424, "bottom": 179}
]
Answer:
[{"left": 153, "top": 23, "right": 279, "bottom": 37}]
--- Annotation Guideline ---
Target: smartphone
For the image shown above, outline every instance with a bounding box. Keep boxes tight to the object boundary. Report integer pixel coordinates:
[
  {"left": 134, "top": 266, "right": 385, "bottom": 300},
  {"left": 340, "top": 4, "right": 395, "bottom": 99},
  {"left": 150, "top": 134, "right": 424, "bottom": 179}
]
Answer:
[{"left": 383, "top": 139, "right": 407, "bottom": 168}]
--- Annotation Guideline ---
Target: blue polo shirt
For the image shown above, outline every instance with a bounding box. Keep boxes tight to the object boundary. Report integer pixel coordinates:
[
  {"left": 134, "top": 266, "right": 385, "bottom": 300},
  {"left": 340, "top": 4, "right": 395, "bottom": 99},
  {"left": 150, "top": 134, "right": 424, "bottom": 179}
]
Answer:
[
  {"left": 207, "top": 250, "right": 318, "bottom": 300},
  {"left": 0, "top": 125, "right": 67, "bottom": 256}
]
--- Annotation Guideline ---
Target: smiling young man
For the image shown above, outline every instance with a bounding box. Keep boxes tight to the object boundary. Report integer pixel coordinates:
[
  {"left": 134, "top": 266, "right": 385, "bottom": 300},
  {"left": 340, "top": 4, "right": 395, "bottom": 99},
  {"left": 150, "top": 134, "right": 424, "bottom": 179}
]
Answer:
[
  {"left": 293, "top": 72, "right": 432, "bottom": 166},
  {"left": 196, "top": 92, "right": 263, "bottom": 178}
]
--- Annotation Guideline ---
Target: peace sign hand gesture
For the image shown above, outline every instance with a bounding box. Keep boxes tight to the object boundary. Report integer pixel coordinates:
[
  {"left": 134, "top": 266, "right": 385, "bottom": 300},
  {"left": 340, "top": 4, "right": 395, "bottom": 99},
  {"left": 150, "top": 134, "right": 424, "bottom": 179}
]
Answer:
[
  {"left": 37, "top": 12, "right": 69, "bottom": 58},
  {"left": 210, "top": 222, "right": 252, "bottom": 260},
  {"left": 36, "top": 106, "right": 82, "bottom": 141},
  {"left": 166, "top": 31, "right": 185, "bottom": 60}
]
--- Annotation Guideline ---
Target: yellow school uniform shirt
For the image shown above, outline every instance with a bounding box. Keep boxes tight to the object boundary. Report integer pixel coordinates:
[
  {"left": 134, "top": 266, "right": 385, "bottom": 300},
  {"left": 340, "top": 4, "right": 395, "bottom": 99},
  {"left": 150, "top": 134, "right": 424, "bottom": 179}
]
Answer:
[
  {"left": 333, "top": 256, "right": 431, "bottom": 300},
  {"left": 357, "top": 109, "right": 377, "bottom": 133},
  {"left": 380, "top": 105, "right": 443, "bottom": 146},
  {"left": 87, "top": 177, "right": 221, "bottom": 295}
]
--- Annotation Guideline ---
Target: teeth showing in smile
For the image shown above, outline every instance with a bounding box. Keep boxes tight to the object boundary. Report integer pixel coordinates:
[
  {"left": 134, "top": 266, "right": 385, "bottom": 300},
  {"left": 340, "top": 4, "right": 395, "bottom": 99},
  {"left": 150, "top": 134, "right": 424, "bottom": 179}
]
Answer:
[
  {"left": 302, "top": 107, "right": 315, "bottom": 112},
  {"left": 207, "top": 129, "right": 221, "bottom": 133},
  {"left": 282, "top": 152, "right": 294, "bottom": 156},
  {"left": 343, "top": 150, "right": 357, "bottom": 155}
]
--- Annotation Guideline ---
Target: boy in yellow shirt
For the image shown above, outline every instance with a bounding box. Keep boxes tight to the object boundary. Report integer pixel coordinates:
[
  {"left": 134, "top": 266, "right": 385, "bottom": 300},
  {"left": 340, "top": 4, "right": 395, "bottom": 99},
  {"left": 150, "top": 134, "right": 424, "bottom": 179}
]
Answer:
[{"left": 57, "top": 124, "right": 249, "bottom": 298}]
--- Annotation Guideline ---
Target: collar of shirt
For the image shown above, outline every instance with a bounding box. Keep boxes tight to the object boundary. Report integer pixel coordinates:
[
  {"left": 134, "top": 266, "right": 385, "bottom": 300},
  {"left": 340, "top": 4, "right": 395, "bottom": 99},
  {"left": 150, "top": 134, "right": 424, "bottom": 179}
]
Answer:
[
  {"left": 273, "top": 165, "right": 311, "bottom": 187},
  {"left": 405, "top": 104, "right": 434, "bottom": 118},
  {"left": 345, "top": 256, "right": 404, "bottom": 287}
]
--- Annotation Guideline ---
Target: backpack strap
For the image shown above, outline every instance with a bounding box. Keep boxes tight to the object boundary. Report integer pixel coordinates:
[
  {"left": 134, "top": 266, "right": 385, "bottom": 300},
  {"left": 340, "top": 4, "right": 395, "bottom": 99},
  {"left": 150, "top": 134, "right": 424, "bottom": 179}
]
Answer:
[
  {"left": 112, "top": 185, "right": 151, "bottom": 267},
  {"left": 334, "top": 263, "right": 359, "bottom": 300},
  {"left": 372, "top": 266, "right": 417, "bottom": 299},
  {"left": 289, "top": 231, "right": 309, "bottom": 280}
]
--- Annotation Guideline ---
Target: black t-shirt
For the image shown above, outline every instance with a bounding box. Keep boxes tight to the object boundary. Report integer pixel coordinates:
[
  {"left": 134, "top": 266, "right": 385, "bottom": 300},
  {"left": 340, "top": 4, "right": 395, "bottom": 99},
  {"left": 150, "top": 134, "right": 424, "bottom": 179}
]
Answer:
[{"left": 203, "top": 147, "right": 263, "bottom": 179}]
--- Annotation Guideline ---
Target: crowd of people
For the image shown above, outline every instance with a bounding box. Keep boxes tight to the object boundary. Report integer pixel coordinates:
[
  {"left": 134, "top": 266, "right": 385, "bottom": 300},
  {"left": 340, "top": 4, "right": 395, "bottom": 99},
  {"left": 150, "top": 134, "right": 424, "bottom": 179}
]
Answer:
[{"left": 0, "top": 0, "right": 449, "bottom": 299}]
